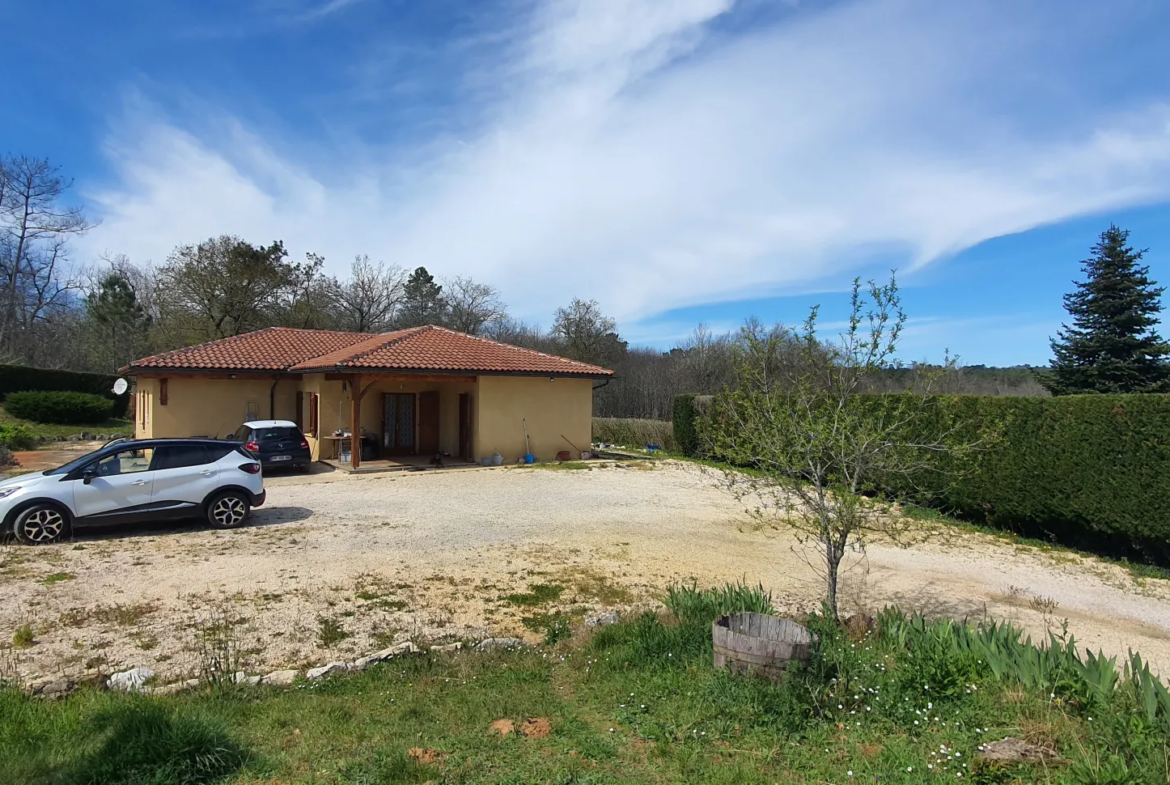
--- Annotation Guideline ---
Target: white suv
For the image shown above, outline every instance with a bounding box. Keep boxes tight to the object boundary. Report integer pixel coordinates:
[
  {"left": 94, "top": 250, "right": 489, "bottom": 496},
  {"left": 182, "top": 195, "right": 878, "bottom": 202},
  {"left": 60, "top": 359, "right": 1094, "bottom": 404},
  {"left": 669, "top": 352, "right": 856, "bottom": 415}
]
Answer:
[{"left": 0, "top": 439, "right": 266, "bottom": 544}]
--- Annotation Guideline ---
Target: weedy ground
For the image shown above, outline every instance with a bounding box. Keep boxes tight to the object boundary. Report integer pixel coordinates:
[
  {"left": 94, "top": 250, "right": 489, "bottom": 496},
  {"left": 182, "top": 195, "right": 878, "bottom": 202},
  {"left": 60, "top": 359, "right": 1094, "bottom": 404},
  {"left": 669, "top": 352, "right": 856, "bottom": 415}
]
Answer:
[{"left": 2, "top": 582, "right": 1167, "bottom": 785}]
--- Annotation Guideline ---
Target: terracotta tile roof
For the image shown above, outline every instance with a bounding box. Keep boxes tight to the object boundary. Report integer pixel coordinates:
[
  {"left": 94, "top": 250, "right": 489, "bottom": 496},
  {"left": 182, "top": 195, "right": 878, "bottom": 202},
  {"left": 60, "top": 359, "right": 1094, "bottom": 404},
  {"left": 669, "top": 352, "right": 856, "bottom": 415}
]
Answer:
[
  {"left": 124, "top": 327, "right": 378, "bottom": 371},
  {"left": 125, "top": 325, "right": 613, "bottom": 377},
  {"left": 291, "top": 326, "right": 613, "bottom": 377}
]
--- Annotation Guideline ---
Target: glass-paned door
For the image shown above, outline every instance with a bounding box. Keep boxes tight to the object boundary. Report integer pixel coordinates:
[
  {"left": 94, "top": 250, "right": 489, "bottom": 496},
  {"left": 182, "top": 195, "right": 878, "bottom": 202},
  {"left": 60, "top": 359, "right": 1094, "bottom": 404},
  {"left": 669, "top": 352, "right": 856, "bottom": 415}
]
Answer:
[{"left": 382, "top": 393, "right": 415, "bottom": 454}]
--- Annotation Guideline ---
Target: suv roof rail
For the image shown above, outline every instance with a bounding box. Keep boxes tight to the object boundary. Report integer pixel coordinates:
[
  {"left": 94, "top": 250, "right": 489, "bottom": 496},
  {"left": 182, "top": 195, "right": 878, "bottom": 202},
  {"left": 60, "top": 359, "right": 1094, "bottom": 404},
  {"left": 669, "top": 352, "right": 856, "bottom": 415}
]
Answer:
[{"left": 101, "top": 436, "right": 130, "bottom": 449}]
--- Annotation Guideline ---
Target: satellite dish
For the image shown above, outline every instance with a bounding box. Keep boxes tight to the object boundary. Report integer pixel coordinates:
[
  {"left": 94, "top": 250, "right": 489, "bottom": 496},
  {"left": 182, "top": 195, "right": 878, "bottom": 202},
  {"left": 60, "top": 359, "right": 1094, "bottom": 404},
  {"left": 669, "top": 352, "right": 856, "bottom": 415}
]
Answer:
[{"left": 112, "top": 378, "right": 129, "bottom": 396}]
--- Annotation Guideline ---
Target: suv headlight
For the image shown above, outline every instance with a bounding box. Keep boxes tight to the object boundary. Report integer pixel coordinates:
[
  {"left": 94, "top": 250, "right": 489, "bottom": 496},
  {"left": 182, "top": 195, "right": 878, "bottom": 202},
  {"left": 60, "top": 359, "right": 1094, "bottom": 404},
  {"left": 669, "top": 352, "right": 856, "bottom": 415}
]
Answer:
[{"left": 0, "top": 487, "right": 20, "bottom": 499}]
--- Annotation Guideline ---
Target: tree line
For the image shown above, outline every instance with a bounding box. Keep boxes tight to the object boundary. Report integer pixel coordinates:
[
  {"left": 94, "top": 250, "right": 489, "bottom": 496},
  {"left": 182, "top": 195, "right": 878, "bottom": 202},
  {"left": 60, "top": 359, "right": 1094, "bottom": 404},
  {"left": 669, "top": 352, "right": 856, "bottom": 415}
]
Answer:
[{"left": 2, "top": 155, "right": 1163, "bottom": 418}]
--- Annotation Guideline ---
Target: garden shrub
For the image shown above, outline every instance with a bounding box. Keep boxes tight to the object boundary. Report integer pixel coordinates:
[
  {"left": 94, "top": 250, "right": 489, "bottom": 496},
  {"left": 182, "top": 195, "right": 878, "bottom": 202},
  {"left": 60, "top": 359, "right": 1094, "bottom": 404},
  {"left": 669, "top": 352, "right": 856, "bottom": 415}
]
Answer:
[
  {"left": 0, "top": 364, "right": 130, "bottom": 418},
  {"left": 0, "top": 423, "right": 36, "bottom": 450},
  {"left": 592, "top": 417, "right": 675, "bottom": 451},
  {"left": 4, "top": 391, "right": 114, "bottom": 425},
  {"left": 685, "top": 391, "right": 1170, "bottom": 565}
]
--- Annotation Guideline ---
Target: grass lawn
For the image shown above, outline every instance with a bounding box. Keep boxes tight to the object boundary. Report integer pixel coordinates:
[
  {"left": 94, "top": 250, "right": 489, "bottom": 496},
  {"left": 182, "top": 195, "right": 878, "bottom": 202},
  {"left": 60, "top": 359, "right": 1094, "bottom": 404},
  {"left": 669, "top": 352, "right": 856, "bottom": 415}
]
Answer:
[
  {"left": 2, "top": 586, "right": 1167, "bottom": 784},
  {"left": 0, "top": 409, "right": 132, "bottom": 443}
]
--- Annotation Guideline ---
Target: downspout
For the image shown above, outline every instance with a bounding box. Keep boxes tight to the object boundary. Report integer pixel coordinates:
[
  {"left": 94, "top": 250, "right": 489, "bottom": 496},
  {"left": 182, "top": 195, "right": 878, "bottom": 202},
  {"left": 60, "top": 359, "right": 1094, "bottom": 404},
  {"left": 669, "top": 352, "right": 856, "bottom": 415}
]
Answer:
[
  {"left": 592, "top": 378, "right": 612, "bottom": 391},
  {"left": 269, "top": 377, "right": 280, "bottom": 419}
]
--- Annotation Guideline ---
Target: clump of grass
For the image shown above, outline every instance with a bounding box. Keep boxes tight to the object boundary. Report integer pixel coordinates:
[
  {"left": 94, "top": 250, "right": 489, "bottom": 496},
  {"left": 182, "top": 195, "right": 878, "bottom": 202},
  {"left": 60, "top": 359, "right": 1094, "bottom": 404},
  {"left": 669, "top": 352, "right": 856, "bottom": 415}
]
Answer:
[
  {"left": 317, "top": 616, "right": 350, "bottom": 647},
  {"left": 40, "top": 571, "right": 75, "bottom": 585},
  {"left": 59, "top": 602, "right": 159, "bottom": 629},
  {"left": 522, "top": 612, "right": 572, "bottom": 645},
  {"left": 193, "top": 607, "right": 245, "bottom": 689},
  {"left": 563, "top": 568, "right": 634, "bottom": 605},
  {"left": 12, "top": 623, "right": 35, "bottom": 648},
  {"left": 135, "top": 635, "right": 159, "bottom": 651},
  {"left": 663, "top": 579, "right": 774, "bottom": 626},
  {"left": 505, "top": 583, "right": 565, "bottom": 607}
]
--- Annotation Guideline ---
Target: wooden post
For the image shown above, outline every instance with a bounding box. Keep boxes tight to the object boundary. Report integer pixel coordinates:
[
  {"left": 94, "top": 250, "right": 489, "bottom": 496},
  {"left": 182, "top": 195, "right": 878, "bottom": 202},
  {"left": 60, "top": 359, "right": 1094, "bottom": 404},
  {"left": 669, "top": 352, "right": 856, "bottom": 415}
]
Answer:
[{"left": 350, "top": 373, "right": 361, "bottom": 469}]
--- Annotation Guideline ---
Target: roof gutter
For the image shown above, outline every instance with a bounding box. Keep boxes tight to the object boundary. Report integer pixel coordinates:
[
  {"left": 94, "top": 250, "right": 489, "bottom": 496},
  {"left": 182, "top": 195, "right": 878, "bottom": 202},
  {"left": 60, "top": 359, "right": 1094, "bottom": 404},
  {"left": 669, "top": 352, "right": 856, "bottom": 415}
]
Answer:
[{"left": 124, "top": 366, "right": 614, "bottom": 380}]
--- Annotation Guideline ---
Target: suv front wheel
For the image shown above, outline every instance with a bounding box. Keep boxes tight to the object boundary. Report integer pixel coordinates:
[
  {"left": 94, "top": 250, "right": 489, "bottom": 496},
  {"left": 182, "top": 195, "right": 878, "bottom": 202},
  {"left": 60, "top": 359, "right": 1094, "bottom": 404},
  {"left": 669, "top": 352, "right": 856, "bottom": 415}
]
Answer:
[
  {"left": 206, "top": 491, "right": 250, "bottom": 529},
  {"left": 13, "top": 504, "right": 70, "bottom": 544}
]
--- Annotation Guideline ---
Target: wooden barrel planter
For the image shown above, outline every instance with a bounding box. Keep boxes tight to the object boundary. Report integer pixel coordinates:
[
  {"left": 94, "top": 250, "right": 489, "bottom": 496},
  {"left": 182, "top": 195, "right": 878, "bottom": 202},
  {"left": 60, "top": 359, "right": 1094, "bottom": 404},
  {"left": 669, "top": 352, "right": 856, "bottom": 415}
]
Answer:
[{"left": 712, "top": 613, "right": 816, "bottom": 681}]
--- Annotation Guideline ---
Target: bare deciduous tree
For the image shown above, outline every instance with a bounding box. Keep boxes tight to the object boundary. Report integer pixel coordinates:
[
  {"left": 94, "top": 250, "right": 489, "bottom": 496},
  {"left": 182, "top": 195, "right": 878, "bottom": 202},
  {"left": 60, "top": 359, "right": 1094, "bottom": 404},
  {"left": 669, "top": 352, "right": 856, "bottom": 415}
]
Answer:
[
  {"left": 444, "top": 276, "right": 505, "bottom": 335},
  {"left": 0, "top": 155, "right": 93, "bottom": 352},
  {"left": 331, "top": 255, "right": 405, "bottom": 333}
]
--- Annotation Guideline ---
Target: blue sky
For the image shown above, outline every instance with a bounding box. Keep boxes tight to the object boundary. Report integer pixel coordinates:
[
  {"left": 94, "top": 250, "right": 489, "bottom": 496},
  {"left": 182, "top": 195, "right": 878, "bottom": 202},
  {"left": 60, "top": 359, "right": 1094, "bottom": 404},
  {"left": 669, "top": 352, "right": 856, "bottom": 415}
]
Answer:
[{"left": 3, "top": 0, "right": 1170, "bottom": 366}]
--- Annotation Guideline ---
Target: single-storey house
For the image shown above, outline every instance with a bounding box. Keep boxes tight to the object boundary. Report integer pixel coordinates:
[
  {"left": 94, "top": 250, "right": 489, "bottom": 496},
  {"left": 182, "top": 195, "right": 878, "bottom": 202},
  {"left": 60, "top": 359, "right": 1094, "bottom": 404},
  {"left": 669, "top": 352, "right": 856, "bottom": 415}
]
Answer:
[{"left": 121, "top": 326, "right": 612, "bottom": 469}]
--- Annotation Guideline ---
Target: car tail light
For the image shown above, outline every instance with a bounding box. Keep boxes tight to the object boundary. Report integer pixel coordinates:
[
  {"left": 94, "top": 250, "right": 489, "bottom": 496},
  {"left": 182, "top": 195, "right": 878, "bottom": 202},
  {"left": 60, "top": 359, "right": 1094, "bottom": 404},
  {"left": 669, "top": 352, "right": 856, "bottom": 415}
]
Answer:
[
  {"left": 239, "top": 463, "right": 261, "bottom": 474},
  {"left": 245, "top": 440, "right": 260, "bottom": 453},
  {"left": 299, "top": 438, "right": 309, "bottom": 449}
]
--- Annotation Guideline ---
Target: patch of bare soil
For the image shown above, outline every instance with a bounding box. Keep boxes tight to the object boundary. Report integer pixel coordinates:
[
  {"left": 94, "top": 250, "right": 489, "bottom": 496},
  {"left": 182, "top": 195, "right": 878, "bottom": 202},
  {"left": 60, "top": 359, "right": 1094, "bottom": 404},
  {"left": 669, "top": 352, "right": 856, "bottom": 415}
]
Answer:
[{"left": 2, "top": 461, "right": 1169, "bottom": 684}]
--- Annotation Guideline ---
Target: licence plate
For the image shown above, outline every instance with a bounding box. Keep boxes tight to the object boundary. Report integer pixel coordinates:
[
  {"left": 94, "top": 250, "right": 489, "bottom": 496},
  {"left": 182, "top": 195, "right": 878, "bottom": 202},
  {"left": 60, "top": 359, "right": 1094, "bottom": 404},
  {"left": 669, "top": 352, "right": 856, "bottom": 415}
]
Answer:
[{"left": 270, "top": 455, "right": 292, "bottom": 462}]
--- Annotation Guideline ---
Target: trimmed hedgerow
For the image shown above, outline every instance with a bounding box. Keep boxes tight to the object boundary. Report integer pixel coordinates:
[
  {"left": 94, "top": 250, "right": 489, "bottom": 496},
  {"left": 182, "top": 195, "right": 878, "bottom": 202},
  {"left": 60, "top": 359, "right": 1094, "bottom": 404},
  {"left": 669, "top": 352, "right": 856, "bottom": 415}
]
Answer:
[
  {"left": 672, "top": 394, "right": 714, "bottom": 456},
  {"left": 592, "top": 417, "right": 674, "bottom": 451},
  {"left": 0, "top": 364, "right": 129, "bottom": 418},
  {"left": 681, "top": 391, "right": 1170, "bottom": 565},
  {"left": 4, "top": 391, "right": 114, "bottom": 425}
]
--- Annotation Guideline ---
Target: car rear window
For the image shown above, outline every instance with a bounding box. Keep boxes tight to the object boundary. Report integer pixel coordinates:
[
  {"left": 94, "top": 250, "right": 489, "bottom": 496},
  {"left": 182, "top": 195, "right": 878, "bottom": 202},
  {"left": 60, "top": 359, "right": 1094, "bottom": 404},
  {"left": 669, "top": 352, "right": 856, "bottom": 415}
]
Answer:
[{"left": 253, "top": 427, "right": 300, "bottom": 441}]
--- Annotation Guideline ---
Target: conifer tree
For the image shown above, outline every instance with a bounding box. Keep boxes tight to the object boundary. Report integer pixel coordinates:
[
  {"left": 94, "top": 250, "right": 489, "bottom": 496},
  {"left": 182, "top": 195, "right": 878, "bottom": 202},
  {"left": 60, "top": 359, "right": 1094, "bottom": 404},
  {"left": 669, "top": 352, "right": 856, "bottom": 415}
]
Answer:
[{"left": 1045, "top": 225, "right": 1169, "bottom": 395}]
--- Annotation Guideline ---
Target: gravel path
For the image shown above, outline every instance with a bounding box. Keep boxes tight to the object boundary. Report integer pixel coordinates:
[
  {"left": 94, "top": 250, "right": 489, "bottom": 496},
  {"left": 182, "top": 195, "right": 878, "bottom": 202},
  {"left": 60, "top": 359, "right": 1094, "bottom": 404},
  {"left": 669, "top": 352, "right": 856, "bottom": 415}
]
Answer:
[{"left": 3, "top": 461, "right": 1169, "bottom": 683}]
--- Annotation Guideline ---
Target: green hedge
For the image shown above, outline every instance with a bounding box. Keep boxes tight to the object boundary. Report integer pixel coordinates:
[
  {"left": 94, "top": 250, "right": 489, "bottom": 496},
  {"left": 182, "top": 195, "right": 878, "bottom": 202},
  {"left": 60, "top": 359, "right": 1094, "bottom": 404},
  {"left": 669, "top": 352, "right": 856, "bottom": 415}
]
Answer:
[
  {"left": 593, "top": 418, "right": 675, "bottom": 452},
  {"left": 0, "top": 364, "right": 129, "bottom": 418},
  {"left": 673, "top": 394, "right": 714, "bottom": 457},
  {"left": 4, "top": 391, "right": 115, "bottom": 425},
  {"left": 676, "top": 392, "right": 1170, "bottom": 565}
]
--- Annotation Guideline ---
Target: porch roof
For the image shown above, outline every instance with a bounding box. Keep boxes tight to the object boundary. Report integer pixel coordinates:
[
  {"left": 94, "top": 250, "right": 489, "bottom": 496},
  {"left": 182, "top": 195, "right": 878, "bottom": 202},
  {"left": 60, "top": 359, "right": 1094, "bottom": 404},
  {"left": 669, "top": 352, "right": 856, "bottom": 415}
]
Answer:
[{"left": 123, "top": 325, "right": 613, "bottom": 378}]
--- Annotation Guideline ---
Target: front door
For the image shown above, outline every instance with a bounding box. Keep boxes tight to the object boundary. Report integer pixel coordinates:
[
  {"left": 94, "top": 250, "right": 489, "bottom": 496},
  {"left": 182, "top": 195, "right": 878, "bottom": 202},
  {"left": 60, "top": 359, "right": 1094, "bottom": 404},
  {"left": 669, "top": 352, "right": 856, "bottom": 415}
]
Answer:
[
  {"left": 418, "top": 391, "right": 440, "bottom": 455},
  {"left": 382, "top": 393, "right": 416, "bottom": 455},
  {"left": 72, "top": 447, "right": 156, "bottom": 519},
  {"left": 458, "top": 393, "right": 471, "bottom": 461}
]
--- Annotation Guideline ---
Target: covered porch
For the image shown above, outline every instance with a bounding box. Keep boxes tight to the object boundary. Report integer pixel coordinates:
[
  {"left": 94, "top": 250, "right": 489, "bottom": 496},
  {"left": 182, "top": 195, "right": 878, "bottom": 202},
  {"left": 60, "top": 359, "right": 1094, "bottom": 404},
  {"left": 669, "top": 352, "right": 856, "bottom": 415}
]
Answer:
[
  {"left": 320, "top": 454, "right": 481, "bottom": 474},
  {"left": 300, "top": 371, "right": 478, "bottom": 471}
]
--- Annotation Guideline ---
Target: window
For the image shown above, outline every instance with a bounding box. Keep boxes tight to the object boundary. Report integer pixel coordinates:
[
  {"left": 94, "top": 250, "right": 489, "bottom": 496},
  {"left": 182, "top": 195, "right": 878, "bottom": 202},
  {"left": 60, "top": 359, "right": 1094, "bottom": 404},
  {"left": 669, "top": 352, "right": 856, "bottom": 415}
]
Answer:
[
  {"left": 151, "top": 445, "right": 210, "bottom": 471},
  {"left": 245, "top": 401, "right": 259, "bottom": 422},
  {"left": 253, "top": 427, "right": 299, "bottom": 442},
  {"left": 92, "top": 448, "right": 155, "bottom": 477},
  {"left": 159, "top": 378, "right": 168, "bottom": 406},
  {"left": 205, "top": 444, "right": 234, "bottom": 462}
]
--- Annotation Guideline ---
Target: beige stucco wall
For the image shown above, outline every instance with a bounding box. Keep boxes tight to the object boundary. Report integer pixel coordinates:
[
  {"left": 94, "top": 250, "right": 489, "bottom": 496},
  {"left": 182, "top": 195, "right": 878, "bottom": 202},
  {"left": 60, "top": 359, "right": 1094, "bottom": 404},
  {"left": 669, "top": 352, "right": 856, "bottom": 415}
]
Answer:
[
  {"left": 474, "top": 376, "right": 594, "bottom": 463},
  {"left": 134, "top": 376, "right": 298, "bottom": 441},
  {"left": 135, "top": 372, "right": 596, "bottom": 465}
]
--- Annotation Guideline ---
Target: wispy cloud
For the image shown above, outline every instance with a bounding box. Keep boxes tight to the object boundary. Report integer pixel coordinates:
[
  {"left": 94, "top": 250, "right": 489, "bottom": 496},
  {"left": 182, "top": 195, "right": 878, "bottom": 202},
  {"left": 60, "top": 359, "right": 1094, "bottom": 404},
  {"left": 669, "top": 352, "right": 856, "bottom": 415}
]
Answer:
[
  {"left": 292, "top": 0, "right": 365, "bottom": 23},
  {"left": 79, "top": 0, "right": 1170, "bottom": 331}
]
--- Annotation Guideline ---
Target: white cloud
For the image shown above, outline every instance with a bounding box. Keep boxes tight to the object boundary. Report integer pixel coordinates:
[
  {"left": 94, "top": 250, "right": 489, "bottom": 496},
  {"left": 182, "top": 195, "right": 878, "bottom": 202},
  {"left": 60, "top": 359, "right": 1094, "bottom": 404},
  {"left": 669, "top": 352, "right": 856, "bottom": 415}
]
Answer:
[{"left": 78, "top": 0, "right": 1170, "bottom": 331}]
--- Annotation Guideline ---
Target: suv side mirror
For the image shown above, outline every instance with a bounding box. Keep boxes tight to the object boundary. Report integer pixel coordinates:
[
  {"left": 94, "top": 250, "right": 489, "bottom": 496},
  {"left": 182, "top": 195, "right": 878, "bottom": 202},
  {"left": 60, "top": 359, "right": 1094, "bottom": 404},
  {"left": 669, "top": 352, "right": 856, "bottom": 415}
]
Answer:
[{"left": 82, "top": 468, "right": 97, "bottom": 485}]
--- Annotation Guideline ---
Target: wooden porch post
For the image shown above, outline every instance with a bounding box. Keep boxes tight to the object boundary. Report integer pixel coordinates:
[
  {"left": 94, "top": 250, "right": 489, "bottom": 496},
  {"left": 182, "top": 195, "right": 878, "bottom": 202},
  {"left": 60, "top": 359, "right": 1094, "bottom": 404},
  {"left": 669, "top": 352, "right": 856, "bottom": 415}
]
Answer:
[{"left": 350, "top": 373, "right": 361, "bottom": 469}]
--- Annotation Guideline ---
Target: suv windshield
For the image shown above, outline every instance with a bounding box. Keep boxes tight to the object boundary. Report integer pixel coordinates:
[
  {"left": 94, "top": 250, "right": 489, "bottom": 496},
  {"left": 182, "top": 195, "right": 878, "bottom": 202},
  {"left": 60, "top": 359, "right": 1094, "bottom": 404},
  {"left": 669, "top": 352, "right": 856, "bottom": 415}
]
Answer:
[{"left": 44, "top": 446, "right": 114, "bottom": 476}]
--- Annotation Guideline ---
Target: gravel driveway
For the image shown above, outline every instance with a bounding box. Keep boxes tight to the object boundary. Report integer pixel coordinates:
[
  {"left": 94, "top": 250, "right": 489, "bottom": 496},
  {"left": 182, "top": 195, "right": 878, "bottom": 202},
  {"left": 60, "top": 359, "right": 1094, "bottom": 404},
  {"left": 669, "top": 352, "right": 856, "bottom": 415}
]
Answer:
[{"left": 4, "top": 461, "right": 1169, "bottom": 683}]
